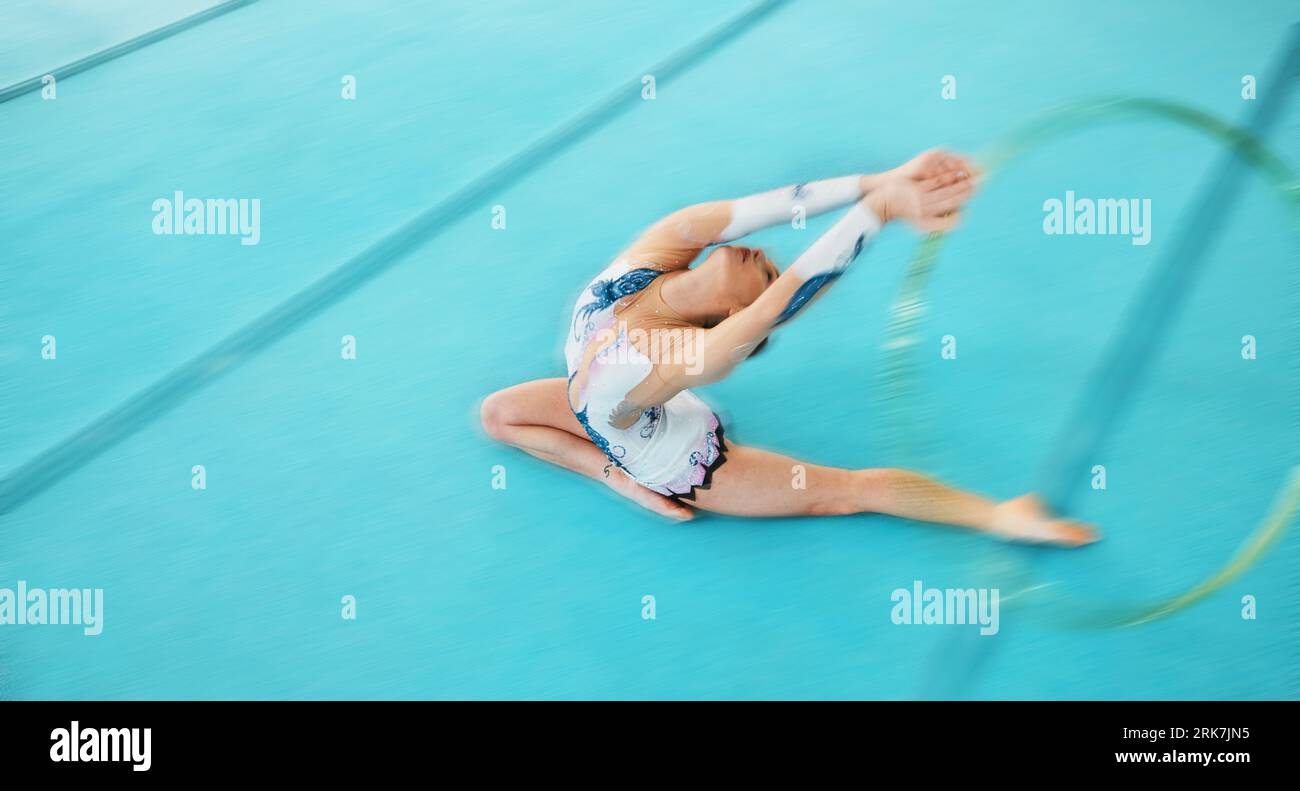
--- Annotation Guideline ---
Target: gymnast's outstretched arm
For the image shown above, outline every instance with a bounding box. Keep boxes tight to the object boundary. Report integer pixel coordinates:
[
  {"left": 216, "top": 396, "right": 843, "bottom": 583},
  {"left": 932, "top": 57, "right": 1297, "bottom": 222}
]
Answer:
[{"left": 623, "top": 173, "right": 883, "bottom": 269}]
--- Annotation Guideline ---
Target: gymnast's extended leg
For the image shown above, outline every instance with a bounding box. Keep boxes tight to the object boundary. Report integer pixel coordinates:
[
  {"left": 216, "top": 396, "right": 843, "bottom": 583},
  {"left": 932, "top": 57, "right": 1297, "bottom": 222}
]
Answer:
[{"left": 685, "top": 443, "right": 1096, "bottom": 546}]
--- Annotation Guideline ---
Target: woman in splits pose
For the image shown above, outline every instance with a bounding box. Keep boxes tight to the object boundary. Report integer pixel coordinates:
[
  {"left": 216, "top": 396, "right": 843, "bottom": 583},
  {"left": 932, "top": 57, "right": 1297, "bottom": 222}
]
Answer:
[{"left": 481, "top": 149, "right": 1097, "bottom": 546}]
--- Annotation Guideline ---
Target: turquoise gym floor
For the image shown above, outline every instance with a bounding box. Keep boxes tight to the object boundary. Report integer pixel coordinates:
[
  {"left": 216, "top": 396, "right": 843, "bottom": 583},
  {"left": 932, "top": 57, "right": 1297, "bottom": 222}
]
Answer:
[{"left": 1, "top": 0, "right": 1296, "bottom": 699}]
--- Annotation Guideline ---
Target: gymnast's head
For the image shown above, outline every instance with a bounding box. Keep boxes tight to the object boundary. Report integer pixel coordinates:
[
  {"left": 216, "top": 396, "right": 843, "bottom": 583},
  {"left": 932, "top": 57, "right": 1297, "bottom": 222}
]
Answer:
[{"left": 690, "top": 244, "right": 779, "bottom": 323}]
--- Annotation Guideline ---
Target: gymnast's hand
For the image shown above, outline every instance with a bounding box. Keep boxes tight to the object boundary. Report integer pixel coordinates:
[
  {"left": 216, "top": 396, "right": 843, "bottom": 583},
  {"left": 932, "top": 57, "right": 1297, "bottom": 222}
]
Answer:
[{"left": 865, "top": 149, "right": 979, "bottom": 233}]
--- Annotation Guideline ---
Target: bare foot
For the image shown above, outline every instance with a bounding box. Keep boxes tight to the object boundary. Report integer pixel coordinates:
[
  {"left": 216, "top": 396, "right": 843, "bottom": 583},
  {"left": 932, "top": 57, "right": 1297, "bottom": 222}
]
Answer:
[
  {"left": 605, "top": 466, "right": 695, "bottom": 522},
  {"left": 990, "top": 494, "right": 1098, "bottom": 547}
]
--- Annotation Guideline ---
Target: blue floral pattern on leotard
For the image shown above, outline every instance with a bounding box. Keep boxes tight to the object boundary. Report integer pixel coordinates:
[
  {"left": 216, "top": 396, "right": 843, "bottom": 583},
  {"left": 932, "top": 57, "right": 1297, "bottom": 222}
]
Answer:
[
  {"left": 688, "top": 431, "right": 718, "bottom": 468},
  {"left": 573, "top": 405, "right": 627, "bottom": 470},
  {"left": 639, "top": 406, "right": 661, "bottom": 439},
  {"left": 572, "top": 267, "right": 663, "bottom": 340}
]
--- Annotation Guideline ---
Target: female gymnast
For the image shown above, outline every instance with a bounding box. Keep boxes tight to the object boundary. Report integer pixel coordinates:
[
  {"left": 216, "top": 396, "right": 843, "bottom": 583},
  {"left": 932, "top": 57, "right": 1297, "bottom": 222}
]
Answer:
[{"left": 481, "top": 149, "right": 1097, "bottom": 546}]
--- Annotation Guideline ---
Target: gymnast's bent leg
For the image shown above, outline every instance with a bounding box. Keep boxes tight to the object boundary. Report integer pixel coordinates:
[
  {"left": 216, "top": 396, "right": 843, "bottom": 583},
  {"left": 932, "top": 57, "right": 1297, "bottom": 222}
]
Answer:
[{"left": 480, "top": 378, "right": 695, "bottom": 521}]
